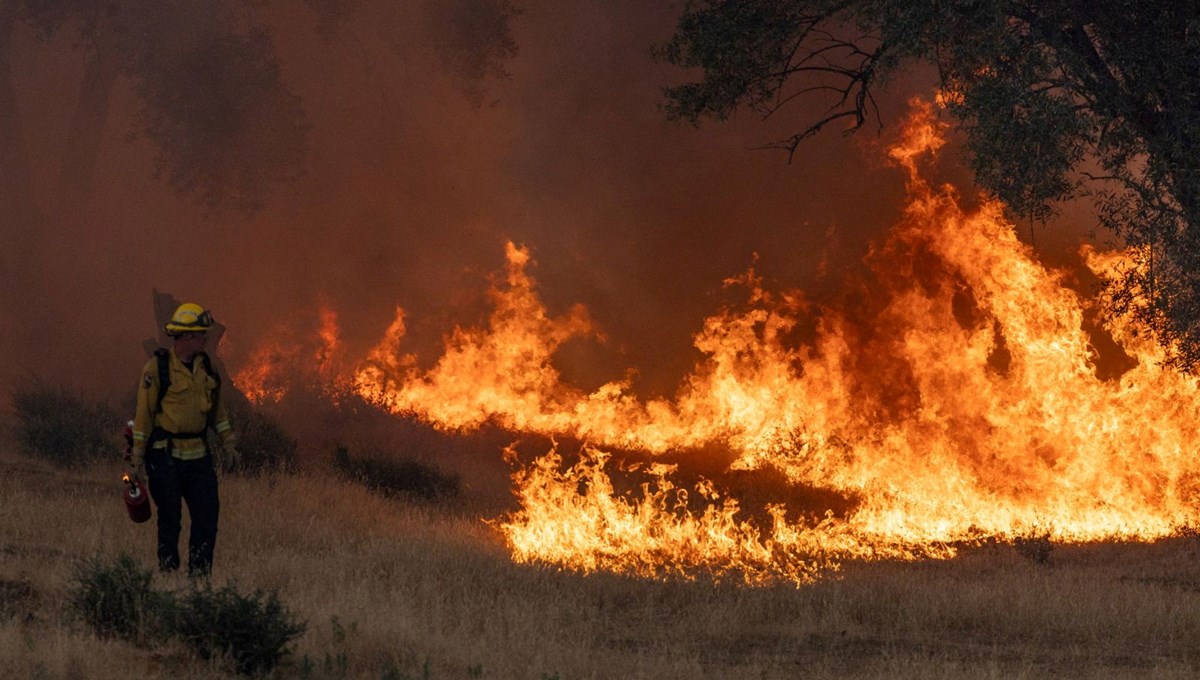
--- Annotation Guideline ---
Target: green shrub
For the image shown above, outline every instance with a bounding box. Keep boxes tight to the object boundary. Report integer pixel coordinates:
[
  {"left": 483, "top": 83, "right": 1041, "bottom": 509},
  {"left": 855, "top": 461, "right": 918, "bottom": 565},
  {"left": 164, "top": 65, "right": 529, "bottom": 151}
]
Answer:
[
  {"left": 333, "top": 444, "right": 459, "bottom": 502},
  {"left": 68, "top": 555, "right": 173, "bottom": 644},
  {"left": 174, "top": 581, "right": 306, "bottom": 676},
  {"left": 12, "top": 384, "right": 120, "bottom": 467}
]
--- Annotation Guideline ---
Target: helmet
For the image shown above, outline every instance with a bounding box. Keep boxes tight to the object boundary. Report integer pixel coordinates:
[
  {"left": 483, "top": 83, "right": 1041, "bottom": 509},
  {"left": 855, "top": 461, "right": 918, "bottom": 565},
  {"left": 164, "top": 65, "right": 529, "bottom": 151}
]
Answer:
[{"left": 164, "top": 303, "right": 214, "bottom": 336}]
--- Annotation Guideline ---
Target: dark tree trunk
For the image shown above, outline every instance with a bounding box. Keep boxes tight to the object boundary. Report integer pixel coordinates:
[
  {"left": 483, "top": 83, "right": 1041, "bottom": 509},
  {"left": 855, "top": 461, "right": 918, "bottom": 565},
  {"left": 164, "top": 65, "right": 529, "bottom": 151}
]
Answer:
[
  {"left": 0, "top": 2, "right": 48, "bottom": 362},
  {"left": 57, "top": 36, "right": 120, "bottom": 221},
  {"left": 0, "top": 3, "right": 40, "bottom": 247}
]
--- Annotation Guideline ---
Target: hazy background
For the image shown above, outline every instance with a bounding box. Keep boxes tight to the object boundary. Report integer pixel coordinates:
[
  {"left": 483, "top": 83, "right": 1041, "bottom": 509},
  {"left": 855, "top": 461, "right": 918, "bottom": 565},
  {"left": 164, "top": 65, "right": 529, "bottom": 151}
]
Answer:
[{"left": 0, "top": 0, "right": 1098, "bottom": 402}]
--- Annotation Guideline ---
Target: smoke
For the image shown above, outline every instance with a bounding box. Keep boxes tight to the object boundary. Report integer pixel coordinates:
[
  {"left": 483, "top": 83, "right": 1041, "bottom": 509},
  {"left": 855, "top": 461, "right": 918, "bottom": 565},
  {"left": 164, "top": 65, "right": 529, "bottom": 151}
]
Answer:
[{"left": 0, "top": 0, "right": 1088, "bottom": 407}]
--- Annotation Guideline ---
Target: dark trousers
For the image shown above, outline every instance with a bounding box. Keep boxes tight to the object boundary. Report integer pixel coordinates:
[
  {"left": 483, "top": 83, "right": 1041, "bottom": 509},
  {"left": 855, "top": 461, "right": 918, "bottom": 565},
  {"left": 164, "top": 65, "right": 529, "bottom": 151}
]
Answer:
[{"left": 146, "top": 452, "right": 220, "bottom": 577}]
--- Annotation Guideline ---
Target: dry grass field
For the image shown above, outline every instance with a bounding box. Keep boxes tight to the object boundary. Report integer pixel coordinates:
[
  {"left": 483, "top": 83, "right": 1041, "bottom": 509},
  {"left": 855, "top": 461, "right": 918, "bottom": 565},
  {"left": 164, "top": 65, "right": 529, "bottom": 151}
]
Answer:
[{"left": 5, "top": 427, "right": 1200, "bottom": 680}]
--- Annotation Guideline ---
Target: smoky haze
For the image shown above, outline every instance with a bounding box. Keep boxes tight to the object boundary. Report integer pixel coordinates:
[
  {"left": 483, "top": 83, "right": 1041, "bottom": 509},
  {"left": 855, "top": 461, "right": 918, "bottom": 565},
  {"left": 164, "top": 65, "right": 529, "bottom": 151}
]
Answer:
[{"left": 0, "top": 0, "right": 1085, "bottom": 405}]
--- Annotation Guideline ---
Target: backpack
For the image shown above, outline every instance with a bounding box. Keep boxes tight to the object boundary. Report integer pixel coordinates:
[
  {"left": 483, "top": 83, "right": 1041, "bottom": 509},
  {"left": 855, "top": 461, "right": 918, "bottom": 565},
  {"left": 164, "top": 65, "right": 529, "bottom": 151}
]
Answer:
[{"left": 152, "top": 348, "right": 221, "bottom": 424}]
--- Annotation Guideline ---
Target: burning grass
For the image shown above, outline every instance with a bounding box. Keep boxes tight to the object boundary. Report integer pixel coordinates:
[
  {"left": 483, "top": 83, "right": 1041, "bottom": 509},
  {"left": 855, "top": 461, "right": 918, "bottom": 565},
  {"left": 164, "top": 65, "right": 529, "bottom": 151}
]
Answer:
[
  {"left": 5, "top": 436, "right": 1200, "bottom": 678},
  {"left": 226, "top": 102, "right": 1200, "bottom": 583}
]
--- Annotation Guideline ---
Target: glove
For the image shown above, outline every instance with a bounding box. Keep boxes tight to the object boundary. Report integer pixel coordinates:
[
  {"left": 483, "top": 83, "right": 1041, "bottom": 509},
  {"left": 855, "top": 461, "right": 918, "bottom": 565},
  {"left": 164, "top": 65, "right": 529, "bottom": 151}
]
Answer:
[
  {"left": 127, "top": 460, "right": 146, "bottom": 487},
  {"left": 219, "top": 444, "right": 242, "bottom": 473},
  {"left": 127, "top": 445, "right": 145, "bottom": 483}
]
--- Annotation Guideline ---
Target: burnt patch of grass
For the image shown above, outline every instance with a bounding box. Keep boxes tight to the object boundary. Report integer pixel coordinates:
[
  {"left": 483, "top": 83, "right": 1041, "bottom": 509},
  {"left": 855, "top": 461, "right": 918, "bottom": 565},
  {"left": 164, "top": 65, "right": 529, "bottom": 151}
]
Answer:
[{"left": 333, "top": 443, "right": 459, "bottom": 502}]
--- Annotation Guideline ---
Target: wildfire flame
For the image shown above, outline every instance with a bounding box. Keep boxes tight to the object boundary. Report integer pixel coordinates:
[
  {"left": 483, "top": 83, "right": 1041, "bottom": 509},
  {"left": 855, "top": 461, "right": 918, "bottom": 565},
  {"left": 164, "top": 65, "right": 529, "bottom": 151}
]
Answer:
[
  {"left": 234, "top": 297, "right": 344, "bottom": 403},
  {"left": 236, "top": 100, "right": 1200, "bottom": 584}
]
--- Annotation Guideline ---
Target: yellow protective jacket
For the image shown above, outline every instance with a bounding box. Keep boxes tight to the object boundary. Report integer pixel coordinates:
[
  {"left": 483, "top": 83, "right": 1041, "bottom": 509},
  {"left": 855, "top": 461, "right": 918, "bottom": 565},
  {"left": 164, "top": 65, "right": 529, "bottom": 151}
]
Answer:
[{"left": 131, "top": 349, "right": 235, "bottom": 464}]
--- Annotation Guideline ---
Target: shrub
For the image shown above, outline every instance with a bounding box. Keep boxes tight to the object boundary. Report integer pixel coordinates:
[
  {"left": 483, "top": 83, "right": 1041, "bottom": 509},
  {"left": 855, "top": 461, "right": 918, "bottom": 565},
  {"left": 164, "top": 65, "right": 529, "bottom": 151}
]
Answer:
[
  {"left": 12, "top": 384, "right": 120, "bottom": 467},
  {"left": 1013, "top": 531, "right": 1054, "bottom": 564},
  {"left": 70, "top": 554, "right": 306, "bottom": 676},
  {"left": 228, "top": 398, "right": 298, "bottom": 474},
  {"left": 0, "top": 577, "right": 36, "bottom": 621},
  {"left": 333, "top": 444, "right": 459, "bottom": 502},
  {"left": 174, "top": 581, "right": 306, "bottom": 676},
  {"left": 68, "top": 554, "right": 173, "bottom": 644}
]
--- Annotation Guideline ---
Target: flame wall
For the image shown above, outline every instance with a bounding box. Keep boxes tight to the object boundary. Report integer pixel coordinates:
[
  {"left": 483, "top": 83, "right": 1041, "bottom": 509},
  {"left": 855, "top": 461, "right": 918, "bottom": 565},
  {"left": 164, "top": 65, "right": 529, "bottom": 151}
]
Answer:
[{"left": 237, "top": 102, "right": 1200, "bottom": 584}]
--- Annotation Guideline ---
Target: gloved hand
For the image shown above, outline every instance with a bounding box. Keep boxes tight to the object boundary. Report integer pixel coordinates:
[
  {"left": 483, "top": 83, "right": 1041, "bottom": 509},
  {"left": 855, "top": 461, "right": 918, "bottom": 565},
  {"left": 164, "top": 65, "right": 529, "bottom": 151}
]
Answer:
[
  {"left": 127, "top": 460, "right": 146, "bottom": 487},
  {"left": 127, "top": 446, "right": 145, "bottom": 485},
  {"left": 219, "top": 443, "right": 242, "bottom": 473}
]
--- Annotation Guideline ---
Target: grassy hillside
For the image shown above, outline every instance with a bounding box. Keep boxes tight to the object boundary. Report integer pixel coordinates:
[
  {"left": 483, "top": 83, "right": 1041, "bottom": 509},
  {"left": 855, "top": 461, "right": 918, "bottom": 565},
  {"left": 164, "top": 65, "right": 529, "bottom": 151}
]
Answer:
[{"left": 5, "top": 422, "right": 1200, "bottom": 679}]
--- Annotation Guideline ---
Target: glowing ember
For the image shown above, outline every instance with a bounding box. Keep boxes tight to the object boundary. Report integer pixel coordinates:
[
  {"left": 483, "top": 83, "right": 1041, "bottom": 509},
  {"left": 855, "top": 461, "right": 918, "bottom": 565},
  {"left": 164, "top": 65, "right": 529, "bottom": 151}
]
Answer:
[{"left": 237, "top": 100, "right": 1200, "bottom": 584}]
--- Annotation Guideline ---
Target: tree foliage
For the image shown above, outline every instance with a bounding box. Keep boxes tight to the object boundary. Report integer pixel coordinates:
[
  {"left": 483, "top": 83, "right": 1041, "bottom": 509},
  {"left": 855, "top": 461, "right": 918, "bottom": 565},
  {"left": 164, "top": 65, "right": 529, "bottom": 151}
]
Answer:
[
  {"left": 429, "top": 0, "right": 520, "bottom": 106},
  {"left": 13, "top": 0, "right": 308, "bottom": 215},
  {"left": 3, "top": 0, "right": 522, "bottom": 217},
  {"left": 660, "top": 0, "right": 1200, "bottom": 370},
  {"left": 133, "top": 17, "right": 308, "bottom": 215}
]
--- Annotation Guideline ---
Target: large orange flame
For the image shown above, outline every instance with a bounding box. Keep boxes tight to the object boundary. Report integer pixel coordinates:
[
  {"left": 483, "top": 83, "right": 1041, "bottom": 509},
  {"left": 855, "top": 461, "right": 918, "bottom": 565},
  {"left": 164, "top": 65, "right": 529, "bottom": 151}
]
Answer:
[{"left": 239, "top": 100, "right": 1200, "bottom": 584}]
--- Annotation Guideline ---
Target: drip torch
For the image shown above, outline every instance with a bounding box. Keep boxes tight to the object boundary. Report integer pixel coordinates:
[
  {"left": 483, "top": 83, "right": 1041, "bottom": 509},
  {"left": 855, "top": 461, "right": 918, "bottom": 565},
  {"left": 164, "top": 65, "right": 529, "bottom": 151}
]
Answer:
[
  {"left": 122, "top": 421, "right": 151, "bottom": 523},
  {"left": 122, "top": 473, "right": 151, "bottom": 523}
]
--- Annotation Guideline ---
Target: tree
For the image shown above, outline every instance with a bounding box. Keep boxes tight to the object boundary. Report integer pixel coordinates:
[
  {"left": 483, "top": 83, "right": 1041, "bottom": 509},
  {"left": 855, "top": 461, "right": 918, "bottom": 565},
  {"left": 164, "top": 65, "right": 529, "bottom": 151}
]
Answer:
[
  {"left": 658, "top": 0, "right": 1200, "bottom": 370},
  {"left": 0, "top": 0, "right": 519, "bottom": 225},
  {"left": 0, "top": 1, "right": 308, "bottom": 221},
  {"left": 0, "top": 0, "right": 310, "bottom": 322},
  {"left": 0, "top": 0, "right": 517, "bottom": 341},
  {"left": 429, "top": 0, "right": 520, "bottom": 106}
]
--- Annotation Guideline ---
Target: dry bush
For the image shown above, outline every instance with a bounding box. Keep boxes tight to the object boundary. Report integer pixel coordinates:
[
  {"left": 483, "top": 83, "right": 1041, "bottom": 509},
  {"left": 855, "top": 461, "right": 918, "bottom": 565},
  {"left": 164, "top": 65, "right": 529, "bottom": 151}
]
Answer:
[
  {"left": 226, "top": 398, "right": 298, "bottom": 474},
  {"left": 0, "top": 576, "right": 36, "bottom": 622},
  {"left": 332, "top": 443, "right": 459, "bottom": 502},
  {"left": 69, "top": 554, "right": 173, "bottom": 644},
  {"left": 260, "top": 385, "right": 518, "bottom": 512},
  {"left": 68, "top": 552, "right": 304, "bottom": 677},
  {"left": 174, "top": 581, "right": 305, "bottom": 676},
  {"left": 1013, "top": 530, "right": 1055, "bottom": 564},
  {"left": 10, "top": 383, "right": 120, "bottom": 467}
]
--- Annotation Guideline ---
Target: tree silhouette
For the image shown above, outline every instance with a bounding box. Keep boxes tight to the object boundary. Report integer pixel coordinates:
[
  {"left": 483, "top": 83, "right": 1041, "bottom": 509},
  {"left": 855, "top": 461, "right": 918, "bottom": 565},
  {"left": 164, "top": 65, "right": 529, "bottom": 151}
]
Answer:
[{"left": 1, "top": 0, "right": 307, "bottom": 221}]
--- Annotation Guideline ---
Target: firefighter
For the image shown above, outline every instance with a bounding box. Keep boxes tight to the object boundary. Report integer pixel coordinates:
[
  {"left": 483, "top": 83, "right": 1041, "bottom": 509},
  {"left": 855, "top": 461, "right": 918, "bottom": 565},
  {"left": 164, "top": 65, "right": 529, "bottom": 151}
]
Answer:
[{"left": 127, "top": 303, "right": 240, "bottom": 577}]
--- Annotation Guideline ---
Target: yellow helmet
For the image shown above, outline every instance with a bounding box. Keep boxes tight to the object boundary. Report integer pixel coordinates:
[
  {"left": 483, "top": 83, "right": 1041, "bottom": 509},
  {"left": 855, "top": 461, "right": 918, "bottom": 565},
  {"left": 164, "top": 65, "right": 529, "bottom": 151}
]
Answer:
[{"left": 164, "top": 303, "right": 214, "bottom": 336}]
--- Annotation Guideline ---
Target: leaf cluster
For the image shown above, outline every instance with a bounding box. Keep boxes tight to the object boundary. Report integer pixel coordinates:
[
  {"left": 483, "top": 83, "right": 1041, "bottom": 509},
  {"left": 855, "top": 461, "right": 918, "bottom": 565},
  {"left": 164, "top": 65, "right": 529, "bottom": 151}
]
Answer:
[
  {"left": 130, "top": 5, "right": 308, "bottom": 215},
  {"left": 657, "top": 0, "right": 886, "bottom": 154},
  {"left": 429, "top": 0, "right": 521, "bottom": 106}
]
